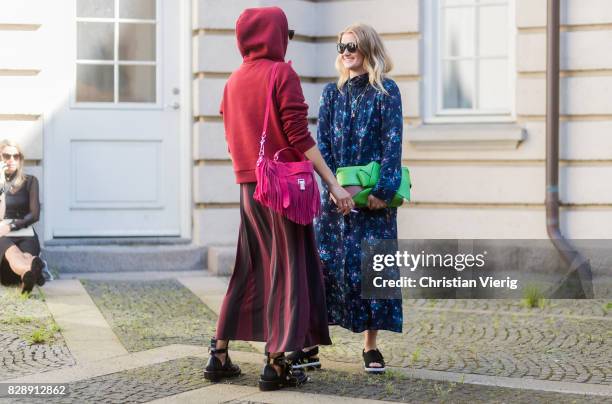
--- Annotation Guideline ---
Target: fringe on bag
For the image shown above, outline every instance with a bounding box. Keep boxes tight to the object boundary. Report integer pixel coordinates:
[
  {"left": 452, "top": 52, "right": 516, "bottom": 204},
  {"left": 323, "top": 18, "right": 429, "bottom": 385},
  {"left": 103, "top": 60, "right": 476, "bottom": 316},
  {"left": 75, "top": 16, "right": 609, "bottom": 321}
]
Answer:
[{"left": 254, "top": 157, "right": 320, "bottom": 226}]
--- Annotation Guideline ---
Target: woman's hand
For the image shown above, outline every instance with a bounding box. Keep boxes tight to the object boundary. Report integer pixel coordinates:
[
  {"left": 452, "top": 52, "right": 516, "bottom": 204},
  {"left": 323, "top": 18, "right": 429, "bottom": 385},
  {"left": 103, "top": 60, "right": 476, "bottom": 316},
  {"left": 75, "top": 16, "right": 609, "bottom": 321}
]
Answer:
[
  {"left": 367, "top": 194, "right": 387, "bottom": 210},
  {"left": 329, "top": 184, "right": 354, "bottom": 215},
  {"left": 303, "top": 146, "right": 354, "bottom": 215},
  {"left": 0, "top": 223, "right": 11, "bottom": 236}
]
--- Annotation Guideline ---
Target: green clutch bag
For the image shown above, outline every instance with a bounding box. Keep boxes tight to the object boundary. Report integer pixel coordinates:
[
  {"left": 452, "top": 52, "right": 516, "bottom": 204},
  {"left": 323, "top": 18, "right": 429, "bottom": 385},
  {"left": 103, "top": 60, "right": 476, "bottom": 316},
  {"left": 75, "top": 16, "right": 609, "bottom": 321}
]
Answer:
[{"left": 336, "top": 161, "right": 411, "bottom": 208}]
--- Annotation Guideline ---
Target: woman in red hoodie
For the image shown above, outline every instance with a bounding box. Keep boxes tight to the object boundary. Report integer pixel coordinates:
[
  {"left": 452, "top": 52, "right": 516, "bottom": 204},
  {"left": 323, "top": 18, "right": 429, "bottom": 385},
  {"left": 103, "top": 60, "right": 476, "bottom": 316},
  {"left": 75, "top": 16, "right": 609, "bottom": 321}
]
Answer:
[{"left": 204, "top": 7, "right": 354, "bottom": 391}]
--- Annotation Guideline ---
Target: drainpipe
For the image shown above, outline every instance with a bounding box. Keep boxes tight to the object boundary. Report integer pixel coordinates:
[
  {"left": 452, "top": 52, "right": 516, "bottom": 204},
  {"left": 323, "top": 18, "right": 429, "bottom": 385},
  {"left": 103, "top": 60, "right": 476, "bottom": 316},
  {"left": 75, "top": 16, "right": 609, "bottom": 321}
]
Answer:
[{"left": 545, "top": 0, "right": 593, "bottom": 298}]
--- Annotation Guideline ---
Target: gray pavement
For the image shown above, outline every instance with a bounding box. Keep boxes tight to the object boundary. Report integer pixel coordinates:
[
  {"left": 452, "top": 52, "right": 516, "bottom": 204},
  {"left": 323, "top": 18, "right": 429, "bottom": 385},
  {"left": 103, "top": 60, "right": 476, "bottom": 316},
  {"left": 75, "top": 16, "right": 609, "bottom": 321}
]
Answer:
[
  {"left": 0, "top": 286, "right": 75, "bottom": 380},
  {"left": 7, "top": 358, "right": 607, "bottom": 404},
  {"left": 0, "top": 271, "right": 610, "bottom": 403}
]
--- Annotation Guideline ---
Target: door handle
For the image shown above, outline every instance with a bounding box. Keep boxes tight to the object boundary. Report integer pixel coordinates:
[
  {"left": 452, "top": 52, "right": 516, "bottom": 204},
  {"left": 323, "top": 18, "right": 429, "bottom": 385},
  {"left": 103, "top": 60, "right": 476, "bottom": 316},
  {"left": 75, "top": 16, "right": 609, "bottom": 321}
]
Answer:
[{"left": 168, "top": 102, "right": 180, "bottom": 110}]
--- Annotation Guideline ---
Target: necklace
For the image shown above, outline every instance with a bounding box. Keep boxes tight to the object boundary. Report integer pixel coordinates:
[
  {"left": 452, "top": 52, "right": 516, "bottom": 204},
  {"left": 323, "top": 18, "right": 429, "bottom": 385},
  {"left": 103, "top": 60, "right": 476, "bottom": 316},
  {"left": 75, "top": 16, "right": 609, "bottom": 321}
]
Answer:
[{"left": 349, "top": 85, "right": 368, "bottom": 118}]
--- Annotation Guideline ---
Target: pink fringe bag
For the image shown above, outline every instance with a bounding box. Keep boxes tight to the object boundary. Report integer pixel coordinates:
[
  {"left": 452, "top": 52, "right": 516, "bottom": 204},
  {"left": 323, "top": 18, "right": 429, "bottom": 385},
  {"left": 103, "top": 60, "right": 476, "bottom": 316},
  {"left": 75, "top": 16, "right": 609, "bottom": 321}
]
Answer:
[{"left": 253, "top": 62, "right": 321, "bottom": 225}]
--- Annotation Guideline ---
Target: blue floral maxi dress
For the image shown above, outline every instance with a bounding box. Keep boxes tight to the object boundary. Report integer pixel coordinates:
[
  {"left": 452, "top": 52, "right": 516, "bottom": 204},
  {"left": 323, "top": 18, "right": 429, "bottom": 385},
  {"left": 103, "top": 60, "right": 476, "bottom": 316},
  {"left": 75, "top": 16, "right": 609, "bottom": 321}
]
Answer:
[{"left": 315, "top": 73, "right": 403, "bottom": 333}]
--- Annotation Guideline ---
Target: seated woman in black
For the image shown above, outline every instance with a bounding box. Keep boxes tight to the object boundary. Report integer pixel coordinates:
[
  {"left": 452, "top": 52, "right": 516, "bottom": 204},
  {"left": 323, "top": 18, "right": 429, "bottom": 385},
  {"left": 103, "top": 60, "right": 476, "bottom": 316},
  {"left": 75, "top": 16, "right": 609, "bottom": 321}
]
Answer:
[{"left": 0, "top": 140, "right": 44, "bottom": 294}]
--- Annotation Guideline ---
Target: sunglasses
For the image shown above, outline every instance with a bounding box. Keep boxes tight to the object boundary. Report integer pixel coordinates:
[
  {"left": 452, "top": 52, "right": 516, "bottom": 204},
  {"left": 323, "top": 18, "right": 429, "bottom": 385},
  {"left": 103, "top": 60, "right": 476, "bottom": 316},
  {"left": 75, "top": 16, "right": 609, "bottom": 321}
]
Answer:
[
  {"left": 288, "top": 29, "right": 295, "bottom": 40},
  {"left": 337, "top": 42, "right": 358, "bottom": 54},
  {"left": 2, "top": 153, "right": 20, "bottom": 161}
]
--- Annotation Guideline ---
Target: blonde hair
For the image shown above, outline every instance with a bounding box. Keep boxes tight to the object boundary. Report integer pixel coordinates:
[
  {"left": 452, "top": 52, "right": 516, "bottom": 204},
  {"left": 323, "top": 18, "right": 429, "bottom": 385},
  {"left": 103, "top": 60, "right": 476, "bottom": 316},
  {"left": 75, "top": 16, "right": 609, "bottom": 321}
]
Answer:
[
  {"left": 335, "top": 23, "right": 393, "bottom": 94},
  {"left": 0, "top": 139, "right": 26, "bottom": 190}
]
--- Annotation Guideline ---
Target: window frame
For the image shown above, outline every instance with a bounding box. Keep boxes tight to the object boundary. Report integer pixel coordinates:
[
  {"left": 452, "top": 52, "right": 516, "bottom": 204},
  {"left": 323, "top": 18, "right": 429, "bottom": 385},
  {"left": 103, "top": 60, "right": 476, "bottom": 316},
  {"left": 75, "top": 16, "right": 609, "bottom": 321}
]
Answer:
[
  {"left": 71, "top": 0, "right": 162, "bottom": 110},
  {"left": 422, "top": 0, "right": 516, "bottom": 124}
]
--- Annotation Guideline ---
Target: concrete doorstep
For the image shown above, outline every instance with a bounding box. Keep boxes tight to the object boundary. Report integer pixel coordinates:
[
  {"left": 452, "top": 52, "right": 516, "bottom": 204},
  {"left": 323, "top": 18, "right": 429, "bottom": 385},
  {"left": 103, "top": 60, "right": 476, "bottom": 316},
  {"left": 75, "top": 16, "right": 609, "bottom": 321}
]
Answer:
[{"left": 42, "top": 244, "right": 207, "bottom": 273}]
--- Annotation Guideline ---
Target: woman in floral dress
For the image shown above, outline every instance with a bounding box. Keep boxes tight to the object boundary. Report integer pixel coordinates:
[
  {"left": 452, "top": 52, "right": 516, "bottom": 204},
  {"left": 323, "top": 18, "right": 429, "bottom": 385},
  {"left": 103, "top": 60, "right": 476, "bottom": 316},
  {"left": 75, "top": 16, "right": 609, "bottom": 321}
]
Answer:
[{"left": 288, "top": 23, "right": 404, "bottom": 374}]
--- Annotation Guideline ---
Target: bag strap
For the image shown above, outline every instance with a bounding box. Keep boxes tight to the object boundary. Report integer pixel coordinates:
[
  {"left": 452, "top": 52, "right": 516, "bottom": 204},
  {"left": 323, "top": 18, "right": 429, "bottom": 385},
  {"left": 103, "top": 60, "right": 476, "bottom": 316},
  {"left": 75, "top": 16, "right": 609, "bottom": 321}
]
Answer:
[{"left": 258, "top": 62, "right": 281, "bottom": 162}]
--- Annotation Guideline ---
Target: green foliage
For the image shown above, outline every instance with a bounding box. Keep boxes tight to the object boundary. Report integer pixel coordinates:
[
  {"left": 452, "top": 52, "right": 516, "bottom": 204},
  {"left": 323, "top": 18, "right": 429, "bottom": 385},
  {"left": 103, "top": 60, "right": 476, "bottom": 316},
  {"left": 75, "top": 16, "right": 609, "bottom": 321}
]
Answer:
[
  {"left": 411, "top": 346, "right": 422, "bottom": 364},
  {"left": 1, "top": 316, "right": 33, "bottom": 325},
  {"left": 28, "top": 327, "right": 50, "bottom": 344},
  {"left": 522, "top": 285, "right": 547, "bottom": 309}
]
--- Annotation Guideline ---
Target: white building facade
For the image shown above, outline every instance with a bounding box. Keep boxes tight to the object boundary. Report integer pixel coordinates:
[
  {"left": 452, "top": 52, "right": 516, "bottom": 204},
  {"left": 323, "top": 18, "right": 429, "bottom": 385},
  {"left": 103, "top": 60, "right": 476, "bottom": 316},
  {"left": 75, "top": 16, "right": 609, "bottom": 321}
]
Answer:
[{"left": 1, "top": 0, "right": 611, "bottom": 270}]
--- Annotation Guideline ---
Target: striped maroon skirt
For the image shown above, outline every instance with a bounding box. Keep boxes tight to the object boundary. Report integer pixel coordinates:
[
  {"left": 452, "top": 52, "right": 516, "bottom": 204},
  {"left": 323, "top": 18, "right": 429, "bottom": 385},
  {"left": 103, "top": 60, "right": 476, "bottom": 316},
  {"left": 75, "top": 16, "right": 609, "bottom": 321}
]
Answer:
[{"left": 215, "top": 183, "right": 332, "bottom": 353}]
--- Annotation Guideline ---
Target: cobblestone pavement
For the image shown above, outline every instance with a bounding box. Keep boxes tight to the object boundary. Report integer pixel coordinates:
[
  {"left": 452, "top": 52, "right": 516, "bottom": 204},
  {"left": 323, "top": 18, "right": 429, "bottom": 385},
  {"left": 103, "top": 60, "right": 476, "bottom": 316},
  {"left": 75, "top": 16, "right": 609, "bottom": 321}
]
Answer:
[
  {"left": 323, "top": 299, "right": 612, "bottom": 385},
  {"left": 81, "top": 279, "right": 255, "bottom": 353},
  {"left": 405, "top": 299, "right": 612, "bottom": 318},
  {"left": 6, "top": 358, "right": 608, "bottom": 404},
  {"left": 81, "top": 280, "right": 612, "bottom": 386},
  {"left": 0, "top": 286, "right": 75, "bottom": 381},
  {"left": 3, "top": 279, "right": 610, "bottom": 403}
]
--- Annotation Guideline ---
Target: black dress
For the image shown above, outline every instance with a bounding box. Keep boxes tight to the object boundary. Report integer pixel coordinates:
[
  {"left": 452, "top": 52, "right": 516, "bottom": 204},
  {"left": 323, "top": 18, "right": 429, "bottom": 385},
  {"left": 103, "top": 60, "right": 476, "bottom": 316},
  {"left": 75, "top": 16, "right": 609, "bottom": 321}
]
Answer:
[{"left": 0, "top": 175, "right": 41, "bottom": 285}]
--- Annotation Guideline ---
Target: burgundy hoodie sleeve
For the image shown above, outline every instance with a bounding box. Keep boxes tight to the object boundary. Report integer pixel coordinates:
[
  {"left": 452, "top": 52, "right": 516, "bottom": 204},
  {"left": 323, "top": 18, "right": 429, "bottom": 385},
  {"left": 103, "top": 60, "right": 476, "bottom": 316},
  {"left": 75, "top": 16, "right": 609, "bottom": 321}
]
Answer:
[
  {"left": 220, "top": 85, "right": 231, "bottom": 155},
  {"left": 274, "top": 63, "right": 316, "bottom": 153}
]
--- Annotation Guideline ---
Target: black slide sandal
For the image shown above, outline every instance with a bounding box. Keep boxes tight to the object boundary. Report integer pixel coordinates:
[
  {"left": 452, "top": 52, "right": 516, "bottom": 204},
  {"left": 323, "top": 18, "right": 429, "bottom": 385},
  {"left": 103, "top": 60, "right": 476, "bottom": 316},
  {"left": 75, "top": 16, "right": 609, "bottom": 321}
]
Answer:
[{"left": 363, "top": 349, "right": 386, "bottom": 374}]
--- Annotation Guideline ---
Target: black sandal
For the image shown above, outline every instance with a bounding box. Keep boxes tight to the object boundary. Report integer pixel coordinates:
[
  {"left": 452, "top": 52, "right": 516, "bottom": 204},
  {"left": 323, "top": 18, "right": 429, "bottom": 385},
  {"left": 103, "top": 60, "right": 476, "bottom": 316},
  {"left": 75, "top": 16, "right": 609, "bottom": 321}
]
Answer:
[
  {"left": 362, "top": 349, "right": 386, "bottom": 374},
  {"left": 204, "top": 337, "right": 241, "bottom": 382},
  {"left": 287, "top": 346, "right": 321, "bottom": 370},
  {"left": 259, "top": 353, "right": 309, "bottom": 391},
  {"left": 21, "top": 257, "right": 44, "bottom": 294}
]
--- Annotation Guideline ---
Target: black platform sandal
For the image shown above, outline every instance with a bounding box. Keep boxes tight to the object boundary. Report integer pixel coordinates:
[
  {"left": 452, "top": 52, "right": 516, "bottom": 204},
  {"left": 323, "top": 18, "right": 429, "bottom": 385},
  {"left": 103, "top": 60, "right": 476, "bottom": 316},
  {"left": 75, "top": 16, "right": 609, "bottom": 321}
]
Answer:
[
  {"left": 287, "top": 346, "right": 321, "bottom": 370},
  {"left": 362, "top": 349, "right": 386, "bottom": 374},
  {"left": 204, "top": 337, "right": 241, "bottom": 382},
  {"left": 259, "top": 353, "right": 309, "bottom": 391},
  {"left": 21, "top": 257, "right": 44, "bottom": 294}
]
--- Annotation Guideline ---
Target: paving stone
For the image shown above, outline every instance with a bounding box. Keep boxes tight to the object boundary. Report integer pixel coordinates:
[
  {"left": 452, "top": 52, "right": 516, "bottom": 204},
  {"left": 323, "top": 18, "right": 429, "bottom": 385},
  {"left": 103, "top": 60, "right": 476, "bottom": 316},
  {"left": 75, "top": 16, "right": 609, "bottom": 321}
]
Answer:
[
  {"left": 81, "top": 279, "right": 256, "bottom": 353},
  {"left": 322, "top": 300, "right": 612, "bottom": 386},
  {"left": 7, "top": 277, "right": 611, "bottom": 402},
  {"left": 0, "top": 286, "right": 75, "bottom": 380},
  {"left": 7, "top": 358, "right": 608, "bottom": 404}
]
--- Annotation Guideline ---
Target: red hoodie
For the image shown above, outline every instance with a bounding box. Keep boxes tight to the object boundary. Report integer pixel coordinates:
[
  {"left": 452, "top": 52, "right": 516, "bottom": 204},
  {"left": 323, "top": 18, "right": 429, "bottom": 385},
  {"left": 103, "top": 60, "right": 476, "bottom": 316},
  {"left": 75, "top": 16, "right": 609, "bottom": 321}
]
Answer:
[{"left": 221, "top": 7, "right": 316, "bottom": 183}]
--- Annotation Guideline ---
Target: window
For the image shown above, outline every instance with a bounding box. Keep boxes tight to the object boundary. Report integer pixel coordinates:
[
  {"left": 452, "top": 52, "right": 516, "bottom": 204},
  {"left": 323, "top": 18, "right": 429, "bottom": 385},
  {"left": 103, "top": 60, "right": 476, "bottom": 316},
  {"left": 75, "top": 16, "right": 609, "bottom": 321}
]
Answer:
[
  {"left": 75, "top": 0, "right": 159, "bottom": 105},
  {"left": 424, "top": 0, "right": 514, "bottom": 123}
]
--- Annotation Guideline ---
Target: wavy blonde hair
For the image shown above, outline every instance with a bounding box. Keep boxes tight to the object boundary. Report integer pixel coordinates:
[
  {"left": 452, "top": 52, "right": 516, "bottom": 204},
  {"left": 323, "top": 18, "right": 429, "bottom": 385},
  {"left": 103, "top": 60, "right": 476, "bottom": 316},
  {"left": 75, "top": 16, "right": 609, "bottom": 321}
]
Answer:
[
  {"left": 0, "top": 139, "right": 26, "bottom": 190},
  {"left": 335, "top": 23, "right": 393, "bottom": 94}
]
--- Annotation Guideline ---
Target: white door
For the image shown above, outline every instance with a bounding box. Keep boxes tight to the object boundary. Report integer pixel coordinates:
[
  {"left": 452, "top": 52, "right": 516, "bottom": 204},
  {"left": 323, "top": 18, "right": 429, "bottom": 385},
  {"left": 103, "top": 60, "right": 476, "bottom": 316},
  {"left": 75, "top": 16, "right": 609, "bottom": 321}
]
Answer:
[{"left": 46, "top": 0, "right": 183, "bottom": 238}]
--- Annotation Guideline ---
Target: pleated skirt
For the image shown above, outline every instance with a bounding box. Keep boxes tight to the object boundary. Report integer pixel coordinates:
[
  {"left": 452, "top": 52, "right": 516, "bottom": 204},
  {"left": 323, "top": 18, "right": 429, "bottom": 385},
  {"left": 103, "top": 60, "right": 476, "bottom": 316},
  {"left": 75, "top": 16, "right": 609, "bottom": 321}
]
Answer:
[{"left": 215, "top": 183, "right": 332, "bottom": 353}]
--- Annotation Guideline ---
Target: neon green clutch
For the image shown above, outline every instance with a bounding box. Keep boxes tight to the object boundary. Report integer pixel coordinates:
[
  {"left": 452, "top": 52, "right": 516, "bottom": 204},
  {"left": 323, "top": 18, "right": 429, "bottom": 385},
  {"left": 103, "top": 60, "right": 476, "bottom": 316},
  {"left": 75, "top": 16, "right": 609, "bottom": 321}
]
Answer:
[{"left": 335, "top": 161, "right": 411, "bottom": 208}]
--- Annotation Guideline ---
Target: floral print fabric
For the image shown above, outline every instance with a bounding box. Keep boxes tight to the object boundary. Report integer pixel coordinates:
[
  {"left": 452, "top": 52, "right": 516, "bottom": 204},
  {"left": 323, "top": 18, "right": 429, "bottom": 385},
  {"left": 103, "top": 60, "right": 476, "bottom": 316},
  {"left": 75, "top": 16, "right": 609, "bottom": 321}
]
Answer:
[{"left": 315, "top": 74, "right": 403, "bottom": 333}]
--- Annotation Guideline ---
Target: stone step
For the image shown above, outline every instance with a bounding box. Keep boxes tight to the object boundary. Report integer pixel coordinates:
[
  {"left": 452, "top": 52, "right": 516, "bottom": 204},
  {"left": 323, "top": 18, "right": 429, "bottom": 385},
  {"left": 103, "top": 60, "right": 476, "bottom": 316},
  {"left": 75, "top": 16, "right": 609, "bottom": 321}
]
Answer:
[
  {"left": 207, "top": 245, "right": 236, "bottom": 276},
  {"left": 42, "top": 244, "right": 207, "bottom": 273}
]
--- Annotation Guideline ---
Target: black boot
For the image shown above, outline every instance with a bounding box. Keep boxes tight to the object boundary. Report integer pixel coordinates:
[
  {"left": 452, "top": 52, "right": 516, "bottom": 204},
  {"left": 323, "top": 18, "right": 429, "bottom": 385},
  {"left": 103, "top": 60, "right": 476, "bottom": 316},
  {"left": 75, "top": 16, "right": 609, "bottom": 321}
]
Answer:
[
  {"left": 21, "top": 257, "right": 44, "bottom": 294},
  {"left": 204, "top": 338, "right": 241, "bottom": 382},
  {"left": 36, "top": 259, "right": 47, "bottom": 287},
  {"left": 258, "top": 353, "right": 309, "bottom": 391}
]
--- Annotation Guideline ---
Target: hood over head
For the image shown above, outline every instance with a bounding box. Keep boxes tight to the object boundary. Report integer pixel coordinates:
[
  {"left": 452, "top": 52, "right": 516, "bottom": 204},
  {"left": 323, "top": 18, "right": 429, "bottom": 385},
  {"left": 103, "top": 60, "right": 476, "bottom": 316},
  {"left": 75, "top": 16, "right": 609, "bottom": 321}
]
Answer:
[{"left": 236, "top": 7, "right": 288, "bottom": 62}]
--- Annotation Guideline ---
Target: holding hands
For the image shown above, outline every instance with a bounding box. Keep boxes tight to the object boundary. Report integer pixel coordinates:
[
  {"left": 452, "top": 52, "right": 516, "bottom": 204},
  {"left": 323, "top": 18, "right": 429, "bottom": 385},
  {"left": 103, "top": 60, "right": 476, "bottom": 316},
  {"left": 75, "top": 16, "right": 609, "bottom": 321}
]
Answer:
[{"left": 329, "top": 184, "right": 354, "bottom": 215}]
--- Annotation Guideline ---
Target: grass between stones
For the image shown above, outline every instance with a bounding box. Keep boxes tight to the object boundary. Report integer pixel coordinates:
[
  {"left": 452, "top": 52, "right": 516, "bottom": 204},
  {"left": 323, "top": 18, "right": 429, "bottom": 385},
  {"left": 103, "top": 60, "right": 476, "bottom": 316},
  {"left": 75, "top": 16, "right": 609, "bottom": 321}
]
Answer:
[
  {"left": 81, "top": 279, "right": 256, "bottom": 353},
  {"left": 0, "top": 284, "right": 75, "bottom": 380},
  {"left": 0, "top": 286, "right": 62, "bottom": 345}
]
